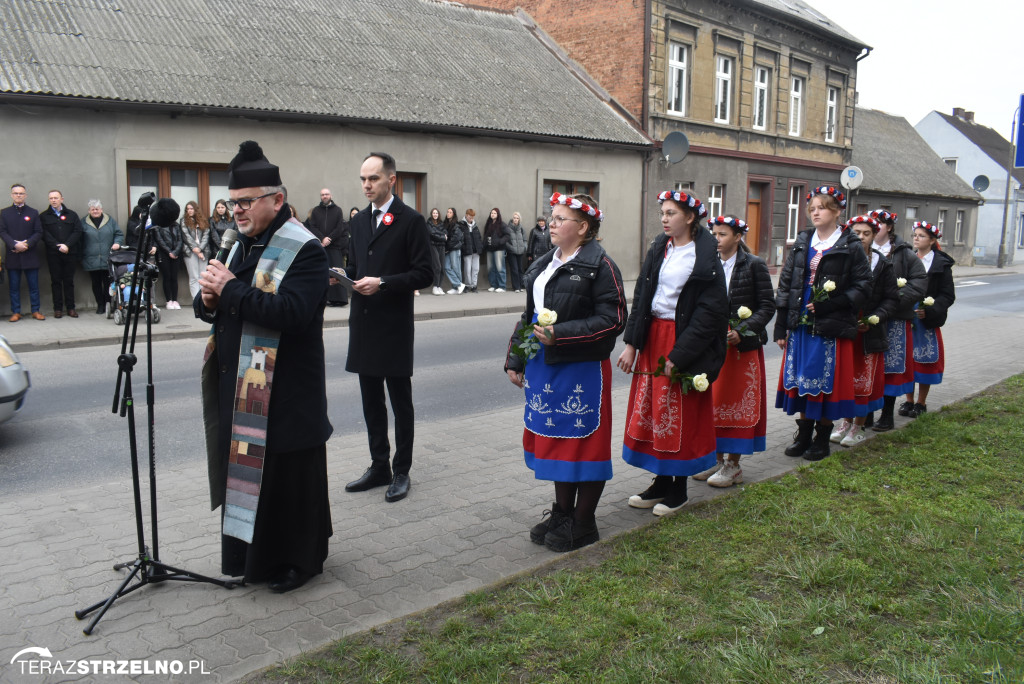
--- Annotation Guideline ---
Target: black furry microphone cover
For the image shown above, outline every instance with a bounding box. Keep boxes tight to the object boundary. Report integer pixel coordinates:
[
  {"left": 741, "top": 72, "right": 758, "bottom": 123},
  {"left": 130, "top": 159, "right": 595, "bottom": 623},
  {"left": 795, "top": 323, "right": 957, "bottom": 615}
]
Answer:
[{"left": 149, "top": 198, "right": 181, "bottom": 227}]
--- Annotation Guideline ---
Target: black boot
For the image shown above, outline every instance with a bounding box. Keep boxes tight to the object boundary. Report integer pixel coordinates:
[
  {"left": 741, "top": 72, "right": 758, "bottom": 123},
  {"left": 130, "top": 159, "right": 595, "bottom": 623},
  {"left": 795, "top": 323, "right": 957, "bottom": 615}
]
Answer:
[
  {"left": 873, "top": 396, "right": 895, "bottom": 432},
  {"left": 784, "top": 418, "right": 815, "bottom": 457},
  {"left": 863, "top": 412, "right": 874, "bottom": 428},
  {"left": 530, "top": 502, "right": 570, "bottom": 545},
  {"left": 804, "top": 422, "right": 832, "bottom": 461}
]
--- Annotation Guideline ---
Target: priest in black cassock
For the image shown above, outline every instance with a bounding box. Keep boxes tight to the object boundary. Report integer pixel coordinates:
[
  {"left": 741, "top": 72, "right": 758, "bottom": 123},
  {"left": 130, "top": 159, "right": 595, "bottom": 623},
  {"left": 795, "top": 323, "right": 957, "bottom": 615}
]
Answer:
[{"left": 196, "top": 141, "right": 333, "bottom": 593}]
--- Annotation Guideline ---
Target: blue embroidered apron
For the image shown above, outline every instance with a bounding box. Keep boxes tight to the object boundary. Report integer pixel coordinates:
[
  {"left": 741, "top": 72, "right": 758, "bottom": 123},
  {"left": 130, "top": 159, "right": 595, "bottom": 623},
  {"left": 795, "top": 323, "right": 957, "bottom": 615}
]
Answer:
[
  {"left": 911, "top": 317, "right": 940, "bottom": 364},
  {"left": 883, "top": 319, "right": 907, "bottom": 373}
]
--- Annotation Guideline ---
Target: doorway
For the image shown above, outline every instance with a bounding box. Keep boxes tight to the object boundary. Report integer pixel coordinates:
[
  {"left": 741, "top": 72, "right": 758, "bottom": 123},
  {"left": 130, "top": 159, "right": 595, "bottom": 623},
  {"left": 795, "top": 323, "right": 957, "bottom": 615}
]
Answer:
[{"left": 746, "top": 178, "right": 772, "bottom": 258}]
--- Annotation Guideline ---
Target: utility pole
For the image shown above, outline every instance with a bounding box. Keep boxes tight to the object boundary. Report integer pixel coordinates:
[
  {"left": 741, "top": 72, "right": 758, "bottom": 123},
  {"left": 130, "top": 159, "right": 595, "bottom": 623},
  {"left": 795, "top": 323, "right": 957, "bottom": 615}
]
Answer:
[{"left": 997, "top": 103, "right": 1021, "bottom": 268}]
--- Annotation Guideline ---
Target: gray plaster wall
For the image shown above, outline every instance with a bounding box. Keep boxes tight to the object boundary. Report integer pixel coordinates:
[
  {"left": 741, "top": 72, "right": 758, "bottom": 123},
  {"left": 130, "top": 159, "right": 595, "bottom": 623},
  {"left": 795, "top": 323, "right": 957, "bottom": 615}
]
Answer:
[{"left": 0, "top": 104, "right": 645, "bottom": 309}]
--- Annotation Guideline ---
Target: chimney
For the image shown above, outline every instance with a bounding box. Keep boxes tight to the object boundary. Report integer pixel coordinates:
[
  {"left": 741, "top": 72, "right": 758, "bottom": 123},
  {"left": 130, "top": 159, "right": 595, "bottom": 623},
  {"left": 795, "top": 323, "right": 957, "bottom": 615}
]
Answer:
[
  {"left": 953, "top": 107, "right": 966, "bottom": 119},
  {"left": 965, "top": 111, "right": 975, "bottom": 122}
]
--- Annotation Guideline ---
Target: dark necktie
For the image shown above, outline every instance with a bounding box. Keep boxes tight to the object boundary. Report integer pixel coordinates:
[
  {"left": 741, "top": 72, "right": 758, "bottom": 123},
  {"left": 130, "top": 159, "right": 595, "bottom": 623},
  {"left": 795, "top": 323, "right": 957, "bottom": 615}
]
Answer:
[{"left": 372, "top": 209, "right": 381, "bottom": 232}]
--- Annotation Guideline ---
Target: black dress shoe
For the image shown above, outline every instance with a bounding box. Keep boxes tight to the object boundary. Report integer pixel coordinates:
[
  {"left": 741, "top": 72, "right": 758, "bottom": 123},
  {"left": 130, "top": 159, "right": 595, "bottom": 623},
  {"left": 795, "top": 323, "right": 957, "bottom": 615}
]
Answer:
[
  {"left": 385, "top": 473, "right": 410, "bottom": 502},
  {"left": 345, "top": 466, "right": 392, "bottom": 492},
  {"left": 268, "top": 566, "right": 311, "bottom": 593}
]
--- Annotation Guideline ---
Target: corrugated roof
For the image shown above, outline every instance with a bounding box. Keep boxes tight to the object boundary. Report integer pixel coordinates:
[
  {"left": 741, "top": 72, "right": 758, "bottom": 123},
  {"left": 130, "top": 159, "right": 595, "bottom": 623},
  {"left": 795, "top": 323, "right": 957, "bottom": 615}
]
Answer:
[
  {"left": 746, "top": 0, "right": 868, "bottom": 48},
  {"left": 851, "top": 107, "right": 980, "bottom": 201},
  {"left": 0, "top": 0, "right": 648, "bottom": 146},
  {"left": 934, "top": 111, "right": 1024, "bottom": 186}
]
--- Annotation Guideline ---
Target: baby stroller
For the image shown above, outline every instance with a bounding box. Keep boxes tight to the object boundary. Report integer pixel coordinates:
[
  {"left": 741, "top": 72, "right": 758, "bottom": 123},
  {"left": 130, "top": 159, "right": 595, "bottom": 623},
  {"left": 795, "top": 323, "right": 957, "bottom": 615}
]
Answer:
[{"left": 108, "top": 247, "right": 161, "bottom": 325}]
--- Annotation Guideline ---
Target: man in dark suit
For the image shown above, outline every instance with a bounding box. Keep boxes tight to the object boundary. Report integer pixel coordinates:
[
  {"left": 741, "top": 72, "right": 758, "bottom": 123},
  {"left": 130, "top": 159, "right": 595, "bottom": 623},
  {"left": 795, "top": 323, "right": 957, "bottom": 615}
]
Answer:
[
  {"left": 0, "top": 184, "right": 45, "bottom": 321},
  {"left": 39, "top": 189, "right": 84, "bottom": 318},
  {"left": 342, "top": 152, "right": 432, "bottom": 503},
  {"left": 306, "top": 188, "right": 349, "bottom": 307}
]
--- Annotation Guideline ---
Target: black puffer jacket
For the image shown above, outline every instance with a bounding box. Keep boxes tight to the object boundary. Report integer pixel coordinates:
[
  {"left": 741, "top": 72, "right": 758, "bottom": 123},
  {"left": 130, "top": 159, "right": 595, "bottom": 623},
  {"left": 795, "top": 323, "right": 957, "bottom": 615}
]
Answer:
[
  {"left": 861, "top": 250, "right": 900, "bottom": 354},
  {"left": 885, "top": 236, "right": 927, "bottom": 320},
  {"left": 504, "top": 239, "right": 626, "bottom": 373},
  {"left": 920, "top": 248, "right": 955, "bottom": 329},
  {"left": 724, "top": 249, "right": 775, "bottom": 352},
  {"left": 526, "top": 224, "right": 552, "bottom": 264},
  {"left": 624, "top": 229, "right": 728, "bottom": 382},
  {"left": 153, "top": 221, "right": 183, "bottom": 258},
  {"left": 426, "top": 219, "right": 447, "bottom": 246},
  {"left": 774, "top": 227, "right": 872, "bottom": 341},
  {"left": 443, "top": 220, "right": 463, "bottom": 253},
  {"left": 460, "top": 220, "right": 483, "bottom": 255}
]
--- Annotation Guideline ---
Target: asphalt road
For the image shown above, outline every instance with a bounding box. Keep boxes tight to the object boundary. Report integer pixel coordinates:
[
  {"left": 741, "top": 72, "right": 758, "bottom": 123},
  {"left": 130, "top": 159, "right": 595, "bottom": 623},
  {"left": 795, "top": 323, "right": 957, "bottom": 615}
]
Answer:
[{"left": 2, "top": 272, "right": 1020, "bottom": 498}]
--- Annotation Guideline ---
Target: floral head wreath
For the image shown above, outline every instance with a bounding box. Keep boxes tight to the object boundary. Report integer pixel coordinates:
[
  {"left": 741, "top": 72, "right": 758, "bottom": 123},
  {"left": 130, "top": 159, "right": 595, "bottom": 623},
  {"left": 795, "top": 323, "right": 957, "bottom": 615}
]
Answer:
[
  {"left": 845, "top": 215, "right": 880, "bottom": 232},
  {"left": 806, "top": 185, "right": 847, "bottom": 209},
  {"left": 549, "top": 192, "right": 604, "bottom": 222},
  {"left": 914, "top": 220, "right": 941, "bottom": 240},
  {"left": 657, "top": 190, "right": 707, "bottom": 218},
  {"left": 707, "top": 215, "right": 748, "bottom": 233},
  {"left": 870, "top": 209, "right": 898, "bottom": 225}
]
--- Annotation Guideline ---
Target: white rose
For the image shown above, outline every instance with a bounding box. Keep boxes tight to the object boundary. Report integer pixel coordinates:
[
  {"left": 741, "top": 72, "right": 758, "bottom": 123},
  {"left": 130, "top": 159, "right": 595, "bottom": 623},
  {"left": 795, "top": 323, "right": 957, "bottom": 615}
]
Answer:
[
  {"left": 823, "top": 280, "right": 836, "bottom": 292},
  {"left": 537, "top": 308, "right": 558, "bottom": 326},
  {"left": 896, "top": 277, "right": 907, "bottom": 288},
  {"left": 737, "top": 305, "right": 752, "bottom": 320},
  {"left": 923, "top": 297, "right": 935, "bottom": 306},
  {"left": 692, "top": 373, "right": 709, "bottom": 392},
  {"left": 868, "top": 315, "right": 880, "bottom": 325}
]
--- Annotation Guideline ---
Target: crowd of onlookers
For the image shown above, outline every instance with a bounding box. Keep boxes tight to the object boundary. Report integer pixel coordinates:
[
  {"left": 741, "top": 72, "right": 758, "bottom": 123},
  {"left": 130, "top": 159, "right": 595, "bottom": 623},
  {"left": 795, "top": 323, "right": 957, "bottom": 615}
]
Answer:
[{"left": 0, "top": 182, "right": 555, "bottom": 319}]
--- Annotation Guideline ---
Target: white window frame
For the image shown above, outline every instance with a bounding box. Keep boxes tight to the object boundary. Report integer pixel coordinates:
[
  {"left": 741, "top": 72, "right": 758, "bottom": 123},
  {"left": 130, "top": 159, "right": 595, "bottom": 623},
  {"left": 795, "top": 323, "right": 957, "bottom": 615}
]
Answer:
[
  {"left": 787, "top": 185, "right": 804, "bottom": 241},
  {"left": 674, "top": 181, "right": 694, "bottom": 193},
  {"left": 825, "top": 86, "right": 839, "bottom": 142},
  {"left": 1017, "top": 213, "right": 1024, "bottom": 249},
  {"left": 906, "top": 206, "right": 919, "bottom": 221},
  {"left": 714, "top": 56, "right": 733, "bottom": 124},
  {"left": 789, "top": 76, "right": 804, "bottom": 136},
  {"left": 954, "top": 210, "right": 965, "bottom": 244},
  {"left": 708, "top": 184, "right": 724, "bottom": 218},
  {"left": 944, "top": 158, "right": 958, "bottom": 173},
  {"left": 937, "top": 209, "right": 947, "bottom": 237},
  {"left": 753, "top": 67, "right": 769, "bottom": 131},
  {"left": 667, "top": 42, "right": 688, "bottom": 116}
]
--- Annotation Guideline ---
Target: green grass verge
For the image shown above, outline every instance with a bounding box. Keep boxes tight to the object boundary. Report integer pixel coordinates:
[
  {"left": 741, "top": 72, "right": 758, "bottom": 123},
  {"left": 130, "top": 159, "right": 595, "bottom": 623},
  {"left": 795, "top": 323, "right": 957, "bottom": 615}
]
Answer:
[{"left": 257, "top": 375, "right": 1024, "bottom": 683}]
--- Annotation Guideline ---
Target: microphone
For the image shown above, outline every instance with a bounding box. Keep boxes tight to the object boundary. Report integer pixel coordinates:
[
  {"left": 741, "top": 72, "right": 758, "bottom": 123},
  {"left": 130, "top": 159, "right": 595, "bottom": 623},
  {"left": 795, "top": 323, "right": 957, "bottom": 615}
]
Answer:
[
  {"left": 148, "top": 198, "right": 180, "bottom": 227},
  {"left": 215, "top": 228, "right": 239, "bottom": 264}
]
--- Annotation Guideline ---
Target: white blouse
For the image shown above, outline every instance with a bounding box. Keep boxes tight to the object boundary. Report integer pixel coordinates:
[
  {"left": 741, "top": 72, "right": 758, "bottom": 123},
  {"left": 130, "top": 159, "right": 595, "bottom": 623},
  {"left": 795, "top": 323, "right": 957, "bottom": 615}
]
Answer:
[
  {"left": 532, "top": 246, "right": 580, "bottom": 313},
  {"left": 652, "top": 240, "right": 695, "bottom": 319},
  {"left": 920, "top": 250, "right": 935, "bottom": 273}
]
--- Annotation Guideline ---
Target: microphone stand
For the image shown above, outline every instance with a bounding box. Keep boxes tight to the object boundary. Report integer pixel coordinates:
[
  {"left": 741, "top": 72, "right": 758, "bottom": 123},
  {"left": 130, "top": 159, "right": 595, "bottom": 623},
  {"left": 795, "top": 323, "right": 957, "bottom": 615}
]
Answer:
[{"left": 75, "top": 205, "right": 237, "bottom": 636}]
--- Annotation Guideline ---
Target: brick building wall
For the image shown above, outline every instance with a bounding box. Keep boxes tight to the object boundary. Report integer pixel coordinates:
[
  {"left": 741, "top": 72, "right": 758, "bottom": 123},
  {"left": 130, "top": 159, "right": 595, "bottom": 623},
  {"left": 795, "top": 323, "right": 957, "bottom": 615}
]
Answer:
[{"left": 472, "top": 0, "right": 646, "bottom": 119}]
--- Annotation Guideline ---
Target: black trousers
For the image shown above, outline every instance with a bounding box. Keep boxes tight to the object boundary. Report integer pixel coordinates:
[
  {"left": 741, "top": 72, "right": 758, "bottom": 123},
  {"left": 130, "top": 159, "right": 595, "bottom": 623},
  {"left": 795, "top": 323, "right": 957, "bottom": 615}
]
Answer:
[
  {"left": 157, "top": 253, "right": 179, "bottom": 302},
  {"left": 430, "top": 243, "right": 445, "bottom": 288},
  {"left": 88, "top": 269, "right": 111, "bottom": 309},
  {"left": 326, "top": 248, "right": 348, "bottom": 304},
  {"left": 359, "top": 374, "right": 413, "bottom": 475},
  {"left": 47, "top": 252, "right": 77, "bottom": 310}
]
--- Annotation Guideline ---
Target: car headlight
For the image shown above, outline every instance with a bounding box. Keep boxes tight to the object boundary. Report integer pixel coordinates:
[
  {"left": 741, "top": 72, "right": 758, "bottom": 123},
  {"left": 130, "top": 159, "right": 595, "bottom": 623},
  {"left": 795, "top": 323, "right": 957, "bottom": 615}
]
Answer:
[{"left": 0, "top": 347, "right": 15, "bottom": 368}]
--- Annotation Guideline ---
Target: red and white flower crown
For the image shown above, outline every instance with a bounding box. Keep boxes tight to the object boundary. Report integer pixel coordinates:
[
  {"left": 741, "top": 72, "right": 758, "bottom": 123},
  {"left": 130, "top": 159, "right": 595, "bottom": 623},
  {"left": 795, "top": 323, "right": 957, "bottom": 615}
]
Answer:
[
  {"left": 806, "top": 185, "right": 847, "bottom": 209},
  {"left": 707, "top": 215, "right": 748, "bottom": 233},
  {"left": 845, "top": 215, "right": 880, "bottom": 231},
  {"left": 549, "top": 192, "right": 603, "bottom": 221},
  {"left": 657, "top": 190, "right": 707, "bottom": 218},
  {"left": 914, "top": 220, "right": 942, "bottom": 240},
  {"left": 870, "top": 209, "right": 897, "bottom": 225}
]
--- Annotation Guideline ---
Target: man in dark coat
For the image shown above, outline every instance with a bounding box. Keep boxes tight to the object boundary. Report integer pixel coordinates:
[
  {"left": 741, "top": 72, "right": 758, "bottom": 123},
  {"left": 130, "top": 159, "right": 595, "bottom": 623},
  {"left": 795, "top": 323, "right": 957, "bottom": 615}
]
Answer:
[
  {"left": 196, "top": 141, "right": 332, "bottom": 593},
  {"left": 306, "top": 188, "right": 349, "bottom": 307},
  {"left": 342, "top": 152, "right": 432, "bottom": 503},
  {"left": 0, "top": 184, "right": 45, "bottom": 321},
  {"left": 39, "top": 189, "right": 84, "bottom": 318}
]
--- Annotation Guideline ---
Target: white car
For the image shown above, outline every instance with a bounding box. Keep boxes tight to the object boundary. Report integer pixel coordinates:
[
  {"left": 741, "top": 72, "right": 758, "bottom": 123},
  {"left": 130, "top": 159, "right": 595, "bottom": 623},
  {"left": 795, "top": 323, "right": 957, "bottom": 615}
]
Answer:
[{"left": 0, "top": 335, "right": 29, "bottom": 425}]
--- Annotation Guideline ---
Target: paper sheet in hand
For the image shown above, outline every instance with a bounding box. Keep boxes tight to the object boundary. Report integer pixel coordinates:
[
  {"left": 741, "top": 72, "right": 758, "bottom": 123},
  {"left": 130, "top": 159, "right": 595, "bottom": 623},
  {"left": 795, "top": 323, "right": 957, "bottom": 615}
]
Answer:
[{"left": 329, "top": 267, "right": 356, "bottom": 287}]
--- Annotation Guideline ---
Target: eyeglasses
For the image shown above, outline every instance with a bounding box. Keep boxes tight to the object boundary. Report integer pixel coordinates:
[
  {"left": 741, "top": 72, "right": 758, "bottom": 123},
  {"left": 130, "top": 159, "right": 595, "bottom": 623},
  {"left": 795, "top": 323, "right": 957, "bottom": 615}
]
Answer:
[
  {"left": 225, "top": 192, "right": 276, "bottom": 211},
  {"left": 549, "top": 215, "right": 581, "bottom": 227}
]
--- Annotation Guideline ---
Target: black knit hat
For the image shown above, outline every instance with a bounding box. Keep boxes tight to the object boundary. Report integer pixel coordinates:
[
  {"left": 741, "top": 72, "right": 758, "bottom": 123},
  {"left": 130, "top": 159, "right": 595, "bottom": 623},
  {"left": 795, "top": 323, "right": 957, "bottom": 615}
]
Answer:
[{"left": 228, "top": 140, "right": 281, "bottom": 189}]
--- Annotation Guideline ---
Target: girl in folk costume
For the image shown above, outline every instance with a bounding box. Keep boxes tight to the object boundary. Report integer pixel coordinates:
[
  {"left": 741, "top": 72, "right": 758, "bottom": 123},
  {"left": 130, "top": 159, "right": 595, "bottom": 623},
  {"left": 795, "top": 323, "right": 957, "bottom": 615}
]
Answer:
[
  {"left": 868, "top": 209, "right": 928, "bottom": 431},
  {"left": 692, "top": 216, "right": 775, "bottom": 488},
  {"left": 618, "top": 191, "right": 728, "bottom": 513},
  {"left": 907, "top": 221, "right": 955, "bottom": 416},
  {"left": 774, "top": 186, "right": 872, "bottom": 461},
  {"left": 829, "top": 216, "right": 899, "bottom": 447},
  {"left": 504, "top": 193, "right": 626, "bottom": 552}
]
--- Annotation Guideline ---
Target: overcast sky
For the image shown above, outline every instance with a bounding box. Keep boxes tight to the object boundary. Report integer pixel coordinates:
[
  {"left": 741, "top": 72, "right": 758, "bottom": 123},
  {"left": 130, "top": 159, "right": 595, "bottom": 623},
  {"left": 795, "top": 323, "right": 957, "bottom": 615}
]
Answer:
[{"left": 811, "top": 0, "right": 1022, "bottom": 138}]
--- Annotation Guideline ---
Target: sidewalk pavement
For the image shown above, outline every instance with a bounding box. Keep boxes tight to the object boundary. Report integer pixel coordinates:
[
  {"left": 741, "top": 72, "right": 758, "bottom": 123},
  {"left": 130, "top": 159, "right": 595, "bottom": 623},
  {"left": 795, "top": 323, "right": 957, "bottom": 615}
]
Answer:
[{"left": 2, "top": 265, "right": 1023, "bottom": 683}]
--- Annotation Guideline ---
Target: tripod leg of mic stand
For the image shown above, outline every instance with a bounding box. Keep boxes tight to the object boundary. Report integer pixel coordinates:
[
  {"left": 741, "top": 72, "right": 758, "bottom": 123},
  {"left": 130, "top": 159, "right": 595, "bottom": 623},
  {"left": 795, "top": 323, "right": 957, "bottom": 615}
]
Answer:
[
  {"left": 150, "top": 560, "right": 242, "bottom": 589},
  {"left": 75, "top": 559, "right": 145, "bottom": 635}
]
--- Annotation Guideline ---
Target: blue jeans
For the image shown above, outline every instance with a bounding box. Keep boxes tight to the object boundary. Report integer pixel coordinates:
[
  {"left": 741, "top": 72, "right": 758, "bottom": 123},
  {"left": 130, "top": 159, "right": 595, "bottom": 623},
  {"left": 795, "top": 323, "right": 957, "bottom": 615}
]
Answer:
[
  {"left": 486, "top": 250, "right": 506, "bottom": 289},
  {"left": 444, "top": 250, "right": 462, "bottom": 287},
  {"left": 8, "top": 268, "right": 41, "bottom": 313}
]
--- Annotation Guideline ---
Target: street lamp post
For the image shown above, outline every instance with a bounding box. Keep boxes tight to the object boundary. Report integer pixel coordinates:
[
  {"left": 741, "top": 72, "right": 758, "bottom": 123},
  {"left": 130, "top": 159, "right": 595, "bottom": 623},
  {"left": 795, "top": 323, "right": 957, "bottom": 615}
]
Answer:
[{"left": 996, "top": 104, "right": 1021, "bottom": 268}]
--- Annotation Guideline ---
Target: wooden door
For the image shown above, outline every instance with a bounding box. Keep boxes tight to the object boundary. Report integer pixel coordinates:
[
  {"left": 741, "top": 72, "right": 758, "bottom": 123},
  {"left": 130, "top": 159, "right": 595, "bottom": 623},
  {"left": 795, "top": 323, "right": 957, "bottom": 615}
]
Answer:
[{"left": 745, "top": 184, "right": 762, "bottom": 256}]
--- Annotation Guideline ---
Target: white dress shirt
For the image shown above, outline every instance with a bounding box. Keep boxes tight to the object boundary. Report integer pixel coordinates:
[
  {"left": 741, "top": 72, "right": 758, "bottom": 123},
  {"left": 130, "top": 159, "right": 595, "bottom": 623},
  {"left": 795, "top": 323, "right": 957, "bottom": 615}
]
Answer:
[{"left": 652, "top": 239, "right": 696, "bottom": 319}]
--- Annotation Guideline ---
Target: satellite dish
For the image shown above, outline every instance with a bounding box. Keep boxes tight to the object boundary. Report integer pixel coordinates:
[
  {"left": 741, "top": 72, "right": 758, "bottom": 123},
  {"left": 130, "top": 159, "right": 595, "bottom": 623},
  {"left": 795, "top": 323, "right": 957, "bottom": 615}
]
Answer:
[
  {"left": 972, "top": 175, "right": 990, "bottom": 192},
  {"left": 840, "top": 165, "right": 863, "bottom": 190},
  {"left": 662, "top": 131, "right": 689, "bottom": 164}
]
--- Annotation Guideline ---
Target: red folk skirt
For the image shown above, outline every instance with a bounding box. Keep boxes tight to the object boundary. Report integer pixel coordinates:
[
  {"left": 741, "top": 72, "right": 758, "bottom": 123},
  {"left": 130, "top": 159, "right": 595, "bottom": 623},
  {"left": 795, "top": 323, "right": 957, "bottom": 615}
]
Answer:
[
  {"left": 622, "top": 318, "right": 718, "bottom": 476},
  {"left": 712, "top": 346, "right": 767, "bottom": 455},
  {"left": 850, "top": 333, "right": 884, "bottom": 417}
]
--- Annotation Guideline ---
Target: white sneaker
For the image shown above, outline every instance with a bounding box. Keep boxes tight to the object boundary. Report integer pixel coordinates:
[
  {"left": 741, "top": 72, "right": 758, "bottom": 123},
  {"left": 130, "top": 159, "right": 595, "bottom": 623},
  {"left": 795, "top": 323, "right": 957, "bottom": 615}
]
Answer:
[
  {"left": 692, "top": 462, "right": 722, "bottom": 481},
  {"left": 487, "top": 287, "right": 496, "bottom": 292},
  {"left": 496, "top": 288, "right": 506, "bottom": 293},
  {"left": 708, "top": 462, "right": 743, "bottom": 488},
  {"left": 841, "top": 426, "right": 867, "bottom": 447},
  {"left": 433, "top": 286, "right": 444, "bottom": 295},
  {"left": 830, "top": 419, "right": 851, "bottom": 443},
  {"left": 457, "top": 283, "right": 466, "bottom": 294}
]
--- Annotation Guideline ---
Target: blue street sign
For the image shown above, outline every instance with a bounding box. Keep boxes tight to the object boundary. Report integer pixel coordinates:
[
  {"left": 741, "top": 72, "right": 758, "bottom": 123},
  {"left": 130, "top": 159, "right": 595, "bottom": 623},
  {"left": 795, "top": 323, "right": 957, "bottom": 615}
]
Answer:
[{"left": 1016, "top": 93, "right": 1024, "bottom": 168}]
